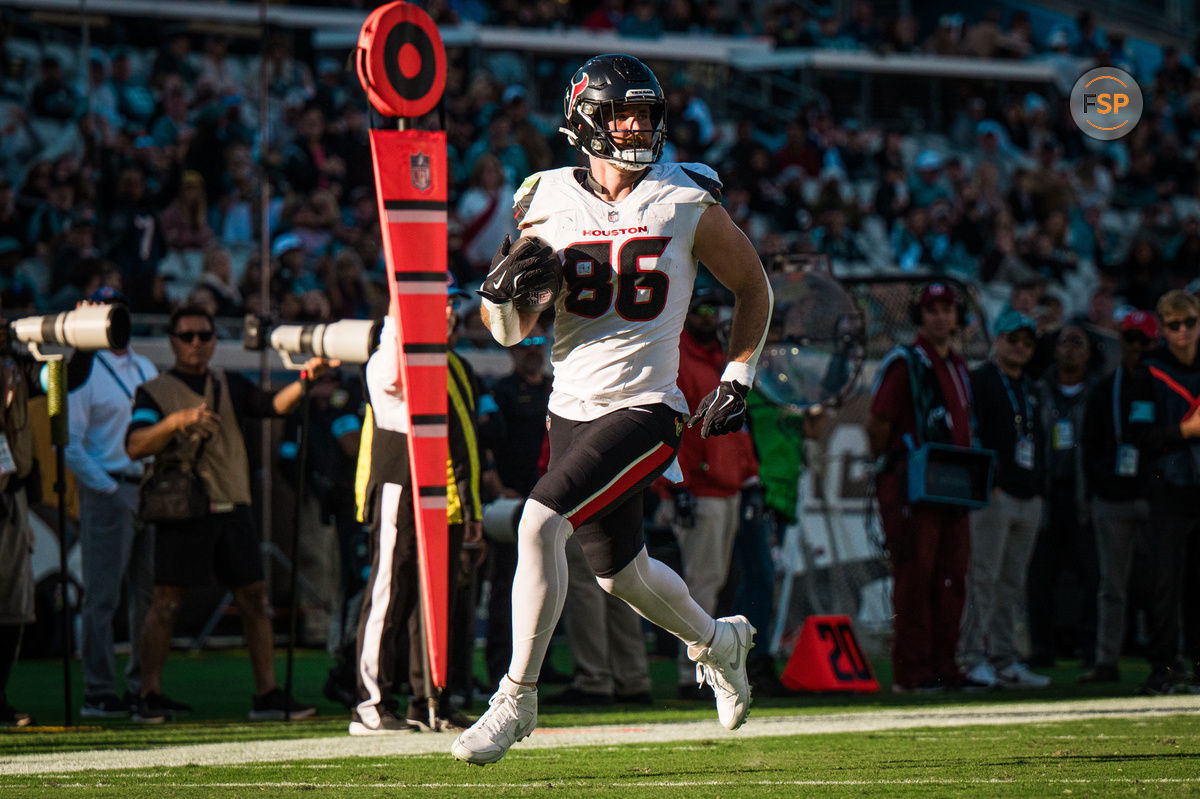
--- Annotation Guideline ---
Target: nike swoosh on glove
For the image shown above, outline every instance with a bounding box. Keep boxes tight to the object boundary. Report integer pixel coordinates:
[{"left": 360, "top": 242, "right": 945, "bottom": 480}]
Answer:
[
  {"left": 477, "top": 234, "right": 557, "bottom": 304},
  {"left": 688, "top": 380, "right": 750, "bottom": 438}
]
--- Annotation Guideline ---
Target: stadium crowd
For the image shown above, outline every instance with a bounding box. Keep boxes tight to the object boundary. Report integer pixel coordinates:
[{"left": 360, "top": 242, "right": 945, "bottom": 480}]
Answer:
[
  {"left": 1, "top": 2, "right": 1196, "bottom": 326},
  {"left": 0, "top": 0, "right": 1198, "bottom": 726}
]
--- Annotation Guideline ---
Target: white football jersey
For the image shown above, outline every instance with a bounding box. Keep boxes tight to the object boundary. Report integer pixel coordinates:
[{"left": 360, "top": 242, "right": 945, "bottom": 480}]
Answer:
[{"left": 513, "top": 162, "right": 721, "bottom": 421}]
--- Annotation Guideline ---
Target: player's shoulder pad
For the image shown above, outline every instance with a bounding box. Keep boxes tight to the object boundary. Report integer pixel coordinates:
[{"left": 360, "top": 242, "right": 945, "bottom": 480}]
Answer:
[
  {"left": 512, "top": 172, "right": 543, "bottom": 226},
  {"left": 676, "top": 162, "right": 723, "bottom": 204},
  {"left": 512, "top": 168, "right": 574, "bottom": 226}
]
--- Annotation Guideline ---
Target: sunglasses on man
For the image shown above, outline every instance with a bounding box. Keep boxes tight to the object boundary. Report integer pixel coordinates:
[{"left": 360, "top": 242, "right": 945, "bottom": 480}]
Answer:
[
  {"left": 172, "top": 330, "right": 215, "bottom": 343},
  {"left": 1163, "top": 316, "right": 1198, "bottom": 333},
  {"left": 1121, "top": 330, "right": 1155, "bottom": 346}
]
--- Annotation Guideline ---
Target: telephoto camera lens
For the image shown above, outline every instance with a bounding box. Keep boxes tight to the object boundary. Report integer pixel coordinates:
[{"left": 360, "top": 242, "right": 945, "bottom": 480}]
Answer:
[{"left": 9, "top": 304, "right": 131, "bottom": 351}]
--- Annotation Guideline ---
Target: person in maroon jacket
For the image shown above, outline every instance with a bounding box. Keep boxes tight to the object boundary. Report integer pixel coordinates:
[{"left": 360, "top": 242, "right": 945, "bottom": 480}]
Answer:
[
  {"left": 867, "top": 283, "right": 975, "bottom": 692},
  {"left": 670, "top": 290, "right": 759, "bottom": 698}
]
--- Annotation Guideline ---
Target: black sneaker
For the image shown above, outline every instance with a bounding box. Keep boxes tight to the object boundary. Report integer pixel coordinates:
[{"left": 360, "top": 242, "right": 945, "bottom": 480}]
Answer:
[
  {"left": 406, "top": 701, "right": 477, "bottom": 732},
  {"left": 1078, "top": 664, "right": 1121, "bottom": 684},
  {"left": 891, "top": 677, "right": 946, "bottom": 694},
  {"left": 0, "top": 701, "right": 33, "bottom": 727},
  {"left": 124, "top": 690, "right": 192, "bottom": 715},
  {"left": 544, "top": 686, "right": 614, "bottom": 706},
  {"left": 160, "top": 693, "right": 193, "bottom": 713},
  {"left": 249, "top": 688, "right": 317, "bottom": 721},
  {"left": 1138, "top": 668, "right": 1176, "bottom": 696},
  {"left": 349, "top": 707, "right": 411, "bottom": 736},
  {"left": 438, "top": 708, "right": 476, "bottom": 732},
  {"left": 81, "top": 694, "right": 131, "bottom": 719},
  {"left": 1179, "top": 671, "right": 1200, "bottom": 695},
  {"left": 323, "top": 672, "right": 356, "bottom": 710},
  {"left": 747, "top": 657, "right": 789, "bottom": 698},
  {"left": 131, "top": 693, "right": 171, "bottom": 724}
]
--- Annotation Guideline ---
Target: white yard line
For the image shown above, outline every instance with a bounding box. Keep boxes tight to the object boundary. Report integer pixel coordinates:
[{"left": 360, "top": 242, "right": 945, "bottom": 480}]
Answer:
[{"left": 1, "top": 695, "right": 1198, "bottom": 776}]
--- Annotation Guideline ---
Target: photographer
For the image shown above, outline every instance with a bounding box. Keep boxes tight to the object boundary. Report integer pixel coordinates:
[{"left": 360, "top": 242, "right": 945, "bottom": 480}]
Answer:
[
  {"left": 0, "top": 312, "right": 96, "bottom": 726},
  {"left": 125, "top": 305, "right": 330, "bottom": 722}
]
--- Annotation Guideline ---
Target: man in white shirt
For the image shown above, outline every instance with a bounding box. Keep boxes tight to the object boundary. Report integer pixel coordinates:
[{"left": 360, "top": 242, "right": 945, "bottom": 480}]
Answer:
[{"left": 65, "top": 288, "right": 162, "bottom": 719}]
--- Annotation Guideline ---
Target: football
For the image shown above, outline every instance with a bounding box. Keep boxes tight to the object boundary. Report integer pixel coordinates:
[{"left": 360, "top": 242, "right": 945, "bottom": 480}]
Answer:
[{"left": 511, "top": 254, "right": 563, "bottom": 314}]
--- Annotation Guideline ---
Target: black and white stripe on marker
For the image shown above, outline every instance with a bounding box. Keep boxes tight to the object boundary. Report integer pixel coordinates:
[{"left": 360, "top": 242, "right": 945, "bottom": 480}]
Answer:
[
  {"left": 384, "top": 199, "right": 447, "bottom": 225},
  {"left": 404, "top": 342, "right": 447, "bottom": 368},
  {"left": 410, "top": 413, "right": 447, "bottom": 438},
  {"left": 392, "top": 270, "right": 448, "bottom": 295},
  {"left": 418, "top": 484, "right": 448, "bottom": 510}
]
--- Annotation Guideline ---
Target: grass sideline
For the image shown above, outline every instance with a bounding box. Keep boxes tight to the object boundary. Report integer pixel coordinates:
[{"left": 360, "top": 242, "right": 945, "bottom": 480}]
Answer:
[
  {"left": 3, "top": 649, "right": 1198, "bottom": 797},
  {"left": 3, "top": 715, "right": 1200, "bottom": 797},
  {"left": 1, "top": 645, "right": 1165, "bottom": 745}
]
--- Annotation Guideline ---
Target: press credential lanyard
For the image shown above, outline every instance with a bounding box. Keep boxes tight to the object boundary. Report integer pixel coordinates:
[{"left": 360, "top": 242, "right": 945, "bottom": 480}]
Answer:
[
  {"left": 999, "top": 369, "right": 1035, "bottom": 470},
  {"left": 96, "top": 352, "right": 150, "bottom": 400},
  {"left": 1113, "top": 371, "right": 1140, "bottom": 477}
]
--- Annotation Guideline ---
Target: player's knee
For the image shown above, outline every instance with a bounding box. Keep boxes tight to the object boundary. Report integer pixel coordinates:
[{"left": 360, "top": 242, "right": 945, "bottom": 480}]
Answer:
[
  {"left": 597, "top": 559, "right": 636, "bottom": 600},
  {"left": 595, "top": 573, "right": 619, "bottom": 596},
  {"left": 516, "top": 499, "right": 571, "bottom": 549}
]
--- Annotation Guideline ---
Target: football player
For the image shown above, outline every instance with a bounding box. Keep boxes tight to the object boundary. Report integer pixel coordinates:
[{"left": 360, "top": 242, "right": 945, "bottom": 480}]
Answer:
[{"left": 452, "top": 54, "right": 773, "bottom": 765}]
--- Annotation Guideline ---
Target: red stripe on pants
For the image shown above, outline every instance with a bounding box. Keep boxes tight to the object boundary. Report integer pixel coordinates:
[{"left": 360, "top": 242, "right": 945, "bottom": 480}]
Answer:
[{"left": 566, "top": 443, "right": 674, "bottom": 528}]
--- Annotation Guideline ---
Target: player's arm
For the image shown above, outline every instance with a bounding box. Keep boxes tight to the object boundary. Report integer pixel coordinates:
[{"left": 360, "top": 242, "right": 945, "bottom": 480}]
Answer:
[
  {"left": 688, "top": 203, "right": 774, "bottom": 437},
  {"left": 693, "top": 204, "right": 772, "bottom": 379},
  {"left": 478, "top": 230, "right": 556, "bottom": 346}
]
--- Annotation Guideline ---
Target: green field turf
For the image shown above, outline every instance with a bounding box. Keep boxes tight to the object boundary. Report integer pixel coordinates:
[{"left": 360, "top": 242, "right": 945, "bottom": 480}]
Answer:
[
  {"left": 2, "top": 647, "right": 1198, "bottom": 796},
  {"left": 0, "top": 641, "right": 1165, "bottom": 735},
  {"left": 3, "top": 716, "right": 1200, "bottom": 797}
]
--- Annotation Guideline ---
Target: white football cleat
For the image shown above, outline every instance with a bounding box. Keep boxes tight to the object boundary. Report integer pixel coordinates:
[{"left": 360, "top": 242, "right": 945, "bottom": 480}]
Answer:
[
  {"left": 451, "top": 676, "right": 537, "bottom": 765},
  {"left": 689, "top": 615, "right": 755, "bottom": 730}
]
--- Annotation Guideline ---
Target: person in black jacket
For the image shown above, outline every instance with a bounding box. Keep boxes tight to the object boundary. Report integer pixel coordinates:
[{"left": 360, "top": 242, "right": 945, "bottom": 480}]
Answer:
[
  {"left": 1028, "top": 321, "right": 1104, "bottom": 669},
  {"left": 1078, "top": 310, "right": 1159, "bottom": 683},
  {"left": 959, "top": 310, "right": 1051, "bottom": 689},
  {"left": 1138, "top": 290, "right": 1200, "bottom": 694},
  {"left": 278, "top": 368, "right": 365, "bottom": 648}
]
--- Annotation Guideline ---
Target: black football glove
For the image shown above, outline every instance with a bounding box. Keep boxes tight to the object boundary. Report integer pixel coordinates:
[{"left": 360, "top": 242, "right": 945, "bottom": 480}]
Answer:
[
  {"left": 688, "top": 380, "right": 749, "bottom": 438},
  {"left": 477, "top": 234, "right": 557, "bottom": 305}
]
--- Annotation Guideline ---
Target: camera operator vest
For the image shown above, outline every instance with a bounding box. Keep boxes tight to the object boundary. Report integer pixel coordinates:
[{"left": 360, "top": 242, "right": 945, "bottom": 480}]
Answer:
[{"left": 141, "top": 370, "right": 252, "bottom": 508}]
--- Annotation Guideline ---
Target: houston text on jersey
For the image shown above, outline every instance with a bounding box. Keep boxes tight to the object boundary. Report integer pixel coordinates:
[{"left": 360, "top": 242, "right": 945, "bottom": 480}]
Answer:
[{"left": 581, "top": 226, "right": 650, "bottom": 237}]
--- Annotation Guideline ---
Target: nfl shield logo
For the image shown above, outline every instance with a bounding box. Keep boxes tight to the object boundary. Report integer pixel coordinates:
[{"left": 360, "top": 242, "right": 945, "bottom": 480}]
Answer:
[
  {"left": 410, "top": 152, "right": 431, "bottom": 192},
  {"left": 608, "top": 209, "right": 619, "bottom": 222}
]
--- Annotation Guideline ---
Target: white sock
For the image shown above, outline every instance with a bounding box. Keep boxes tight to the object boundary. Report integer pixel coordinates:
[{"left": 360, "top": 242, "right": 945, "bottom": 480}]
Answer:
[
  {"left": 597, "top": 547, "right": 716, "bottom": 651},
  {"left": 507, "top": 499, "right": 572, "bottom": 685}
]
